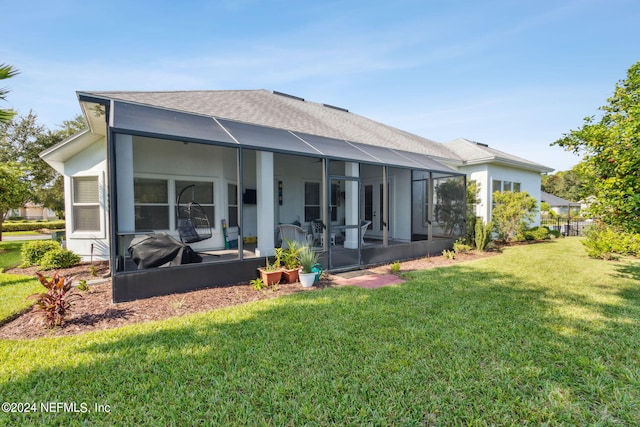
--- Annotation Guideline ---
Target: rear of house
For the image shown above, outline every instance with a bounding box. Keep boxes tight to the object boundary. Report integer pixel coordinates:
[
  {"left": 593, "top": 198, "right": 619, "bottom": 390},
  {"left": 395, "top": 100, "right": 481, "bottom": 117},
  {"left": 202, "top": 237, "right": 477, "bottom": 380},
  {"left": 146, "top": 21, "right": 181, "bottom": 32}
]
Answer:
[{"left": 42, "top": 90, "right": 475, "bottom": 301}]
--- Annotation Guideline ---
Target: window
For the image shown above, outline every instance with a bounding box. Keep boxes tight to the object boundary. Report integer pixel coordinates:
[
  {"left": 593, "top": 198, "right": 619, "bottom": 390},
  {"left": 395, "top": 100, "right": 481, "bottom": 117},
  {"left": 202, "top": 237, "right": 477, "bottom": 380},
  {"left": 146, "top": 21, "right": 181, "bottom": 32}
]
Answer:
[
  {"left": 175, "top": 180, "right": 215, "bottom": 228},
  {"left": 134, "top": 178, "right": 169, "bottom": 230},
  {"left": 493, "top": 180, "right": 521, "bottom": 193},
  {"left": 72, "top": 176, "right": 100, "bottom": 232},
  {"left": 228, "top": 183, "right": 238, "bottom": 228},
  {"left": 304, "top": 182, "right": 320, "bottom": 222}
]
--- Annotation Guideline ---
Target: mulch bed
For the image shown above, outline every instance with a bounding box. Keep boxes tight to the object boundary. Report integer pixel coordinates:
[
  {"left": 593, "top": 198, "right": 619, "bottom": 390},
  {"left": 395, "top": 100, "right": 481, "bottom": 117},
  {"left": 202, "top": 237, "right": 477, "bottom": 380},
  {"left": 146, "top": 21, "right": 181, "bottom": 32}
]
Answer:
[{"left": 0, "top": 251, "right": 498, "bottom": 340}]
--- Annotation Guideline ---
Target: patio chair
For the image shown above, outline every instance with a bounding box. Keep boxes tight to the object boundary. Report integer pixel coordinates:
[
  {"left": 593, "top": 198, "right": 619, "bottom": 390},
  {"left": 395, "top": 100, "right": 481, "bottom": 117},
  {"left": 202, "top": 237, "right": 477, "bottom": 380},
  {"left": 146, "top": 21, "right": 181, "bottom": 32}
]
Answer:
[
  {"left": 176, "top": 185, "right": 212, "bottom": 243},
  {"left": 360, "top": 220, "right": 372, "bottom": 246},
  {"left": 311, "top": 219, "right": 324, "bottom": 246},
  {"left": 311, "top": 219, "right": 335, "bottom": 247},
  {"left": 277, "top": 224, "right": 308, "bottom": 249}
]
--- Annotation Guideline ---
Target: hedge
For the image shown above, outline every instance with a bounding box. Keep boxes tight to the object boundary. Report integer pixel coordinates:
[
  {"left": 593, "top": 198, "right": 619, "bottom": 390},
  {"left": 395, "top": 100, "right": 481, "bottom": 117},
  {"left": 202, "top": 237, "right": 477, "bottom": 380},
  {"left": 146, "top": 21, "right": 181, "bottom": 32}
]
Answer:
[{"left": 2, "top": 220, "right": 66, "bottom": 232}]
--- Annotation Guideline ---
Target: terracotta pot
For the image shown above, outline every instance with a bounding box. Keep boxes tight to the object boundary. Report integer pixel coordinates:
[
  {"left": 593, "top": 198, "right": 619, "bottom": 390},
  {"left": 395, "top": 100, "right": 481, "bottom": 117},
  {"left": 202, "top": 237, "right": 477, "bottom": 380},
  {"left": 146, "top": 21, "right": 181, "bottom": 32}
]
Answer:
[
  {"left": 282, "top": 268, "right": 300, "bottom": 283},
  {"left": 258, "top": 268, "right": 283, "bottom": 286}
]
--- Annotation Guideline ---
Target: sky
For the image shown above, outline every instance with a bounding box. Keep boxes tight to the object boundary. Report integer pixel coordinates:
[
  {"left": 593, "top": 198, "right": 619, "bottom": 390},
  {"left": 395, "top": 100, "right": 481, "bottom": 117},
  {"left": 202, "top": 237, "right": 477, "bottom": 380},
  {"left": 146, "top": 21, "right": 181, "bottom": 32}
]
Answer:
[{"left": 2, "top": 0, "right": 639, "bottom": 172}]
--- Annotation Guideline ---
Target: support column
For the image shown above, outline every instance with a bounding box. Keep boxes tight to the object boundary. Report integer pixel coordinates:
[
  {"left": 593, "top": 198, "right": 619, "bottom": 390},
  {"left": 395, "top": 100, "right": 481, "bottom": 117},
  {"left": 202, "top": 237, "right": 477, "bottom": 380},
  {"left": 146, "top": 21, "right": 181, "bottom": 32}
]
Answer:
[
  {"left": 382, "top": 166, "right": 388, "bottom": 245},
  {"left": 428, "top": 172, "right": 433, "bottom": 241},
  {"left": 115, "top": 134, "right": 135, "bottom": 232},
  {"left": 255, "top": 151, "right": 275, "bottom": 257},
  {"left": 344, "top": 162, "right": 360, "bottom": 249}
]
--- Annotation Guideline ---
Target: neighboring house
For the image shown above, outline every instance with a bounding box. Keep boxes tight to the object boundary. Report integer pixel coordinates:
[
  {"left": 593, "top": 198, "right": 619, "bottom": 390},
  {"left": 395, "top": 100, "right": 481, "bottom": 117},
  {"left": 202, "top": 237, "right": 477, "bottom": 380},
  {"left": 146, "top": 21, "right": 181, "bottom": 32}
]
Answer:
[
  {"left": 541, "top": 191, "right": 574, "bottom": 216},
  {"left": 41, "top": 90, "right": 550, "bottom": 302},
  {"left": 442, "top": 138, "right": 553, "bottom": 224},
  {"left": 8, "top": 203, "right": 57, "bottom": 220}
]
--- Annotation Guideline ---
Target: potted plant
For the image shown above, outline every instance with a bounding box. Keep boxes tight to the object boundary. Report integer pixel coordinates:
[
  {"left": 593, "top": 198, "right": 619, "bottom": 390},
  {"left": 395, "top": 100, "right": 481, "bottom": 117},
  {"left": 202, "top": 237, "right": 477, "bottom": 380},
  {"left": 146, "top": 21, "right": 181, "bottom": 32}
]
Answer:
[
  {"left": 257, "top": 254, "right": 283, "bottom": 286},
  {"left": 279, "top": 240, "right": 302, "bottom": 283},
  {"left": 298, "top": 245, "right": 319, "bottom": 288}
]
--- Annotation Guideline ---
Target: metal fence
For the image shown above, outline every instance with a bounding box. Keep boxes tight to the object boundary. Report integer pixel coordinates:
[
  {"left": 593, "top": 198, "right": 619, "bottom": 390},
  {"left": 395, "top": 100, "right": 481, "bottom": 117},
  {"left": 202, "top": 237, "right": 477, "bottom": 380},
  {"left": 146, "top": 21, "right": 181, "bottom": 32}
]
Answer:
[{"left": 541, "top": 217, "right": 592, "bottom": 237}]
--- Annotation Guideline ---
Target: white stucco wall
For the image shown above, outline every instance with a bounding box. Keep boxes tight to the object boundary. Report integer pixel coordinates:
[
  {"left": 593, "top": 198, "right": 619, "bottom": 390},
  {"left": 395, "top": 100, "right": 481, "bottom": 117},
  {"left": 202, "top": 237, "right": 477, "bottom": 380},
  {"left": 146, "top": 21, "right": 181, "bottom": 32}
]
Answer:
[
  {"left": 457, "top": 163, "right": 543, "bottom": 226},
  {"left": 64, "top": 138, "right": 109, "bottom": 261}
]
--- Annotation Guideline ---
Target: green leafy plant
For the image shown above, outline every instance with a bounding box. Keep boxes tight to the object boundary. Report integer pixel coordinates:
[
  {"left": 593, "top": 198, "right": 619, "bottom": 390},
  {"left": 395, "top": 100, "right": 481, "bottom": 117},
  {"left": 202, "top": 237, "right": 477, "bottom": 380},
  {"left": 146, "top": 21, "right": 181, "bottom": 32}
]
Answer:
[
  {"left": 20, "top": 240, "right": 60, "bottom": 267},
  {"left": 390, "top": 261, "right": 401, "bottom": 274},
  {"left": 250, "top": 277, "right": 266, "bottom": 290},
  {"left": 491, "top": 191, "right": 538, "bottom": 241},
  {"left": 77, "top": 279, "right": 90, "bottom": 292},
  {"left": 280, "top": 239, "right": 302, "bottom": 270},
  {"left": 262, "top": 250, "right": 283, "bottom": 272},
  {"left": 517, "top": 226, "right": 551, "bottom": 242},
  {"left": 28, "top": 272, "right": 81, "bottom": 328},
  {"left": 582, "top": 222, "right": 640, "bottom": 259},
  {"left": 475, "top": 220, "right": 493, "bottom": 251},
  {"left": 298, "top": 245, "right": 320, "bottom": 274},
  {"left": 442, "top": 249, "right": 456, "bottom": 260},
  {"left": 89, "top": 264, "right": 98, "bottom": 277},
  {"left": 37, "top": 248, "right": 81, "bottom": 270},
  {"left": 453, "top": 238, "right": 472, "bottom": 254}
]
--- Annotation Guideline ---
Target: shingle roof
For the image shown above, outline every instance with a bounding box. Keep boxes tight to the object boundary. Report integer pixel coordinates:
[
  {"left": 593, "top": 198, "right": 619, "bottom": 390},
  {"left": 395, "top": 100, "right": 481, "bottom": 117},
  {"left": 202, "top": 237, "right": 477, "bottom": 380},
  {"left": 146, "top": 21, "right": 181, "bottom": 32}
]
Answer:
[
  {"left": 444, "top": 138, "right": 553, "bottom": 173},
  {"left": 541, "top": 191, "right": 575, "bottom": 206},
  {"left": 81, "top": 89, "right": 457, "bottom": 159}
]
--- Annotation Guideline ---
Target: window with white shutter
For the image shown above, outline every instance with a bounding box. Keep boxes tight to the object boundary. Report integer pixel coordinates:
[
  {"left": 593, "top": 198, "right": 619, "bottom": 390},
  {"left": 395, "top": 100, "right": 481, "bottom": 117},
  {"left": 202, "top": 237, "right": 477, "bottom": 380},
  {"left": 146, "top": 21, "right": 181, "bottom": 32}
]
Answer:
[{"left": 72, "top": 176, "right": 100, "bottom": 232}]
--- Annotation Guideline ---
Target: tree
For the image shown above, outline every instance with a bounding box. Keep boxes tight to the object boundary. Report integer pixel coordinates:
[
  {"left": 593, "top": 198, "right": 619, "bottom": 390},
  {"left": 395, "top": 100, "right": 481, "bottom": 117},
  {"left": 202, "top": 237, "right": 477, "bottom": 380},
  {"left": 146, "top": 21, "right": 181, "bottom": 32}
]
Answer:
[
  {"left": 491, "top": 191, "right": 538, "bottom": 241},
  {"left": 0, "top": 113, "right": 85, "bottom": 216},
  {"left": 0, "top": 64, "right": 19, "bottom": 123},
  {"left": 435, "top": 177, "right": 466, "bottom": 236},
  {"left": 0, "top": 163, "right": 30, "bottom": 240},
  {"left": 553, "top": 60, "right": 640, "bottom": 233},
  {"left": 541, "top": 166, "right": 587, "bottom": 202}
]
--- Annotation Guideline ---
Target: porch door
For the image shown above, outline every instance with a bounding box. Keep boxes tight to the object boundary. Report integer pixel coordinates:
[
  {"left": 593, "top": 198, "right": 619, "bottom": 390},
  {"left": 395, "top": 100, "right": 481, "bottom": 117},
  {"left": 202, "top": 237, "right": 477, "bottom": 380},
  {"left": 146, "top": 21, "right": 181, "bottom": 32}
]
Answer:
[
  {"left": 363, "top": 179, "right": 389, "bottom": 240},
  {"left": 328, "top": 175, "right": 361, "bottom": 270}
]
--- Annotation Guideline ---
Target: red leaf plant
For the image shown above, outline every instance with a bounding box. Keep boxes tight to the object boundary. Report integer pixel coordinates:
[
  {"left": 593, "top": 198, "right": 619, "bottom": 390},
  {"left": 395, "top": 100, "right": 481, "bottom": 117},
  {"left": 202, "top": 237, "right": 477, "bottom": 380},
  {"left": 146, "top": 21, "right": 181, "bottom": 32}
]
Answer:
[{"left": 28, "top": 272, "right": 82, "bottom": 328}]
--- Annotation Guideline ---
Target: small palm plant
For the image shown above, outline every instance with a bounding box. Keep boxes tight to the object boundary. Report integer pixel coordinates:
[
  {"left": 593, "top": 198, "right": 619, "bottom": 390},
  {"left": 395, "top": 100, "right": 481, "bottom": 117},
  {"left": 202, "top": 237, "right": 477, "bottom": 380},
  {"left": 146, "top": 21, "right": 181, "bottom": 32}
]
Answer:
[{"left": 0, "top": 63, "right": 19, "bottom": 123}]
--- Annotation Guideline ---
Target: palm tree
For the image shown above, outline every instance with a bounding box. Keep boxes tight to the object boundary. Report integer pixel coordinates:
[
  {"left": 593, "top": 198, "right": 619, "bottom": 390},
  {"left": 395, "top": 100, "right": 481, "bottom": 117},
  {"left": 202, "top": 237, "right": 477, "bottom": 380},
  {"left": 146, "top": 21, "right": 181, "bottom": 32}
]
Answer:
[{"left": 0, "top": 63, "right": 19, "bottom": 123}]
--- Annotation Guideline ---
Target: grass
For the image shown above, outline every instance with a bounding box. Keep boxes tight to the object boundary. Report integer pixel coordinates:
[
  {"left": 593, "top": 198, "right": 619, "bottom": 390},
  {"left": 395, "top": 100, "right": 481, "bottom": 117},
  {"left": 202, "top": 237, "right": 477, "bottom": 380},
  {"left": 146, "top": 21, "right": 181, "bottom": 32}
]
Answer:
[
  {"left": 0, "top": 238, "right": 639, "bottom": 425},
  {"left": 0, "top": 241, "right": 41, "bottom": 324}
]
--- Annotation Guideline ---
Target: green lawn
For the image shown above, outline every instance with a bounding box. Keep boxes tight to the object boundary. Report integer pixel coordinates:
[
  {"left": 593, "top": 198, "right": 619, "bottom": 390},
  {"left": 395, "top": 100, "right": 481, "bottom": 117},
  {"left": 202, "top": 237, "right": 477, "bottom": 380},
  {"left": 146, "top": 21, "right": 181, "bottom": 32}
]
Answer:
[
  {"left": 0, "top": 238, "right": 638, "bottom": 425},
  {"left": 0, "top": 242, "right": 41, "bottom": 323}
]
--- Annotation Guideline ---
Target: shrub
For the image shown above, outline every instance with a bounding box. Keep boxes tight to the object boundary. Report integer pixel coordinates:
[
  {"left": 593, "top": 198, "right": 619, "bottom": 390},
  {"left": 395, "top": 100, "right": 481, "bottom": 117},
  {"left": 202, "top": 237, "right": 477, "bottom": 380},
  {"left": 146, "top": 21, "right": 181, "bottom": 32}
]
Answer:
[
  {"left": 442, "top": 249, "right": 456, "bottom": 260},
  {"left": 549, "top": 229, "right": 561, "bottom": 238},
  {"left": 491, "top": 191, "right": 537, "bottom": 241},
  {"left": 21, "top": 240, "right": 61, "bottom": 266},
  {"left": 77, "top": 279, "right": 90, "bottom": 292},
  {"left": 28, "top": 272, "right": 81, "bottom": 328},
  {"left": 453, "top": 238, "right": 472, "bottom": 254},
  {"left": 37, "top": 248, "right": 81, "bottom": 270},
  {"left": 517, "top": 226, "right": 551, "bottom": 242},
  {"left": 250, "top": 278, "right": 266, "bottom": 291},
  {"left": 583, "top": 222, "right": 640, "bottom": 259},
  {"left": 3, "top": 220, "right": 65, "bottom": 232},
  {"left": 475, "top": 220, "right": 493, "bottom": 251},
  {"left": 390, "top": 261, "right": 401, "bottom": 273}
]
